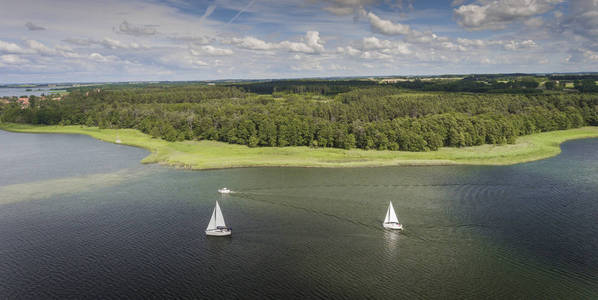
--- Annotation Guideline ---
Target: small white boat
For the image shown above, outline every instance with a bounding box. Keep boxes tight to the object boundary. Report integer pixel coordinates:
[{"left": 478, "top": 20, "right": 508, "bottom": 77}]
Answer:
[
  {"left": 383, "top": 201, "right": 403, "bottom": 230},
  {"left": 205, "top": 201, "right": 232, "bottom": 236},
  {"left": 115, "top": 139, "right": 122, "bottom": 144},
  {"left": 218, "top": 187, "right": 231, "bottom": 194}
]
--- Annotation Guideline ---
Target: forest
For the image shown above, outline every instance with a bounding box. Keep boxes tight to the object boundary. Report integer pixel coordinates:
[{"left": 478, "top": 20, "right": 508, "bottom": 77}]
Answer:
[{"left": 1, "top": 77, "right": 597, "bottom": 152}]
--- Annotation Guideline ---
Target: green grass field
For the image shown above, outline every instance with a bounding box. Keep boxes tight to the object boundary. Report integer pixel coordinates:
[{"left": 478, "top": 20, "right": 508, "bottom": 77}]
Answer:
[{"left": 2, "top": 123, "right": 598, "bottom": 169}]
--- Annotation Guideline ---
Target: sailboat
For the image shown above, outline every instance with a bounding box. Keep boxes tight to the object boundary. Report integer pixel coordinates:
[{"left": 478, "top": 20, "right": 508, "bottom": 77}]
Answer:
[
  {"left": 383, "top": 201, "right": 403, "bottom": 230},
  {"left": 205, "top": 201, "right": 232, "bottom": 236}
]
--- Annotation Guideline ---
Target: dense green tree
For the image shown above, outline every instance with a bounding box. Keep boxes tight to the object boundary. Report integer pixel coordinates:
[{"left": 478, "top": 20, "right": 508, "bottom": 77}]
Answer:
[{"left": 2, "top": 80, "right": 597, "bottom": 152}]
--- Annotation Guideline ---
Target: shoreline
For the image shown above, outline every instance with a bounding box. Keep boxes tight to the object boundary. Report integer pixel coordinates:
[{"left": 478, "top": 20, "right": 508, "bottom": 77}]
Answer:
[{"left": 1, "top": 123, "right": 598, "bottom": 170}]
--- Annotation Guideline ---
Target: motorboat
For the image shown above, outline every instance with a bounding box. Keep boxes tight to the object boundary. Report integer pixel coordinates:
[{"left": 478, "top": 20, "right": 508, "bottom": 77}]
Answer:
[{"left": 218, "top": 187, "right": 231, "bottom": 194}]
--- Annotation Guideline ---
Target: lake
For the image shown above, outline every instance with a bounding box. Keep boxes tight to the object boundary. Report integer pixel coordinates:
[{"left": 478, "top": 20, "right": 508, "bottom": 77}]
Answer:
[
  {"left": 1, "top": 130, "right": 597, "bottom": 298},
  {"left": 0, "top": 87, "right": 69, "bottom": 97}
]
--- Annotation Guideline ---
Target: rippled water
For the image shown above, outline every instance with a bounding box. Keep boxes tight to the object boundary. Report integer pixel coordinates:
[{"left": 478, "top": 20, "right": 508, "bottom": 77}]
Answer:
[{"left": 1, "top": 130, "right": 597, "bottom": 298}]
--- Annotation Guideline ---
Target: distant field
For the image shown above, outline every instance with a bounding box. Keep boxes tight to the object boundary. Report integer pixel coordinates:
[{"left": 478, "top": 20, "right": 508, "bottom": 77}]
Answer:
[{"left": 2, "top": 123, "right": 598, "bottom": 169}]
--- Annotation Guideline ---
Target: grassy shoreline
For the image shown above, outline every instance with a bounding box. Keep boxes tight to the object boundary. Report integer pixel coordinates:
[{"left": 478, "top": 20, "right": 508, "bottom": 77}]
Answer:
[{"left": 1, "top": 123, "right": 597, "bottom": 169}]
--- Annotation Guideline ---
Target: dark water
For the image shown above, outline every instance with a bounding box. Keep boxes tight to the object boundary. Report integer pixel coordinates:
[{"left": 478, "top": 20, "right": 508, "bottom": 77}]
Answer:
[{"left": 1, "top": 131, "right": 597, "bottom": 299}]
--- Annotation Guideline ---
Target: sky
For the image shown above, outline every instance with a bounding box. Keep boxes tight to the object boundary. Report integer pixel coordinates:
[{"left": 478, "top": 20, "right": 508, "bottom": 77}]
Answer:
[{"left": 0, "top": 0, "right": 597, "bottom": 83}]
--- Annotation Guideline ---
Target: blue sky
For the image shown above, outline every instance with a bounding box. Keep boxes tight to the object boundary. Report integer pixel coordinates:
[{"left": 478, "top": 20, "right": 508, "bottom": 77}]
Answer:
[{"left": 0, "top": 0, "right": 597, "bottom": 83}]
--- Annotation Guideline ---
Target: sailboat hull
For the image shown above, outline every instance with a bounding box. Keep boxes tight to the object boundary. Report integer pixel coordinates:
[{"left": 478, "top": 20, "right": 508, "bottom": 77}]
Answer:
[
  {"left": 205, "top": 229, "right": 232, "bottom": 236},
  {"left": 383, "top": 223, "right": 403, "bottom": 230}
]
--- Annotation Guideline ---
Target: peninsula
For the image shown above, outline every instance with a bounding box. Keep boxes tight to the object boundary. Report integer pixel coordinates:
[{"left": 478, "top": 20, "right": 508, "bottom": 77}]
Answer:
[{"left": 2, "top": 123, "right": 597, "bottom": 169}]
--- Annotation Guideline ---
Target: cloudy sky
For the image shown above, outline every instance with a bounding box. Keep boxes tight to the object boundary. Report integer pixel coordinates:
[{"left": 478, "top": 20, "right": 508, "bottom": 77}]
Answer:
[{"left": 0, "top": 0, "right": 597, "bottom": 83}]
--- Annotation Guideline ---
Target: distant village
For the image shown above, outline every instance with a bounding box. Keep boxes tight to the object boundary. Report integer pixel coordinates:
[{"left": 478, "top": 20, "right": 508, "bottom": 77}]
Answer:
[{"left": 0, "top": 95, "right": 63, "bottom": 109}]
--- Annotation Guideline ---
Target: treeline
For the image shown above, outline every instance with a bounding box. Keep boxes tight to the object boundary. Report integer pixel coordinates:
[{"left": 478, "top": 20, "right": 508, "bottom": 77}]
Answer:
[
  {"left": 231, "top": 80, "right": 377, "bottom": 95},
  {"left": 1, "top": 84, "right": 597, "bottom": 151},
  {"left": 391, "top": 78, "right": 542, "bottom": 94}
]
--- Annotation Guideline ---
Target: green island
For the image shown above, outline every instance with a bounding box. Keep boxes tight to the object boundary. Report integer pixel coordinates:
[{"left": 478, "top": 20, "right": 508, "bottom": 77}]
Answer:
[{"left": 2, "top": 123, "right": 597, "bottom": 169}]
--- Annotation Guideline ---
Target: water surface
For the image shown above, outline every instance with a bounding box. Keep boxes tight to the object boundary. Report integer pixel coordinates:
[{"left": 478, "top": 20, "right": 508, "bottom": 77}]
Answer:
[
  {"left": 0, "top": 87, "right": 68, "bottom": 97},
  {"left": 1, "top": 131, "right": 597, "bottom": 298}
]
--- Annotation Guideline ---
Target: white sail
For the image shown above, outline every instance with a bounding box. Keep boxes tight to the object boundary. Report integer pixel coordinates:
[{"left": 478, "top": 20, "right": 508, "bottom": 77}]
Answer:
[
  {"left": 206, "top": 201, "right": 227, "bottom": 230},
  {"left": 206, "top": 206, "right": 217, "bottom": 230},
  {"left": 215, "top": 201, "right": 226, "bottom": 227},
  {"left": 384, "top": 201, "right": 399, "bottom": 223}
]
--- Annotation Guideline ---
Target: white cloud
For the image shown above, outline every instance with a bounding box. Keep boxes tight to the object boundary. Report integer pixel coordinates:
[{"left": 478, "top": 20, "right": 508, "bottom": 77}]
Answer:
[
  {"left": 362, "top": 36, "right": 392, "bottom": 50},
  {"left": 191, "top": 45, "right": 234, "bottom": 56},
  {"left": 0, "top": 40, "right": 30, "bottom": 54},
  {"left": 231, "top": 36, "right": 278, "bottom": 50},
  {"left": 503, "top": 39, "right": 537, "bottom": 50},
  {"left": 231, "top": 31, "right": 325, "bottom": 54},
  {"left": 89, "top": 53, "right": 118, "bottom": 62},
  {"left": 0, "top": 54, "right": 29, "bottom": 64},
  {"left": 456, "top": 38, "right": 488, "bottom": 48},
  {"left": 280, "top": 31, "right": 325, "bottom": 53},
  {"left": 367, "top": 12, "right": 411, "bottom": 35},
  {"left": 454, "top": 0, "right": 563, "bottom": 30},
  {"left": 360, "top": 50, "right": 392, "bottom": 59},
  {"left": 99, "top": 38, "right": 145, "bottom": 50},
  {"left": 24, "top": 40, "right": 57, "bottom": 56},
  {"left": 337, "top": 45, "right": 361, "bottom": 56}
]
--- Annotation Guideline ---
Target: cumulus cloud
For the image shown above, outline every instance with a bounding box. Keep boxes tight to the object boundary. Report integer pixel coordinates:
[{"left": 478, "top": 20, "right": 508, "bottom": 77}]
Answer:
[
  {"left": 281, "top": 31, "right": 325, "bottom": 53},
  {"left": 25, "top": 22, "right": 45, "bottom": 31},
  {"left": 337, "top": 45, "right": 361, "bottom": 56},
  {"left": 231, "top": 31, "right": 325, "bottom": 54},
  {"left": 99, "top": 38, "right": 145, "bottom": 50},
  {"left": 367, "top": 11, "right": 411, "bottom": 35},
  {"left": 231, "top": 36, "right": 278, "bottom": 50},
  {"left": 190, "top": 45, "right": 234, "bottom": 56},
  {"left": 24, "top": 40, "right": 58, "bottom": 56},
  {"left": 115, "top": 20, "right": 158, "bottom": 36},
  {"left": 0, "top": 40, "right": 30, "bottom": 54},
  {"left": 1, "top": 39, "right": 83, "bottom": 59},
  {"left": 503, "top": 39, "right": 537, "bottom": 50},
  {"left": 454, "top": 0, "right": 563, "bottom": 30},
  {"left": 362, "top": 36, "right": 392, "bottom": 50},
  {"left": 89, "top": 52, "right": 118, "bottom": 63},
  {"left": 337, "top": 36, "right": 411, "bottom": 60}
]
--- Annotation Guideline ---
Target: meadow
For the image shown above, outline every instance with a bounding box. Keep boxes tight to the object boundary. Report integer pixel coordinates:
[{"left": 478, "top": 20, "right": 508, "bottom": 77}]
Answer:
[{"left": 2, "top": 123, "right": 597, "bottom": 169}]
